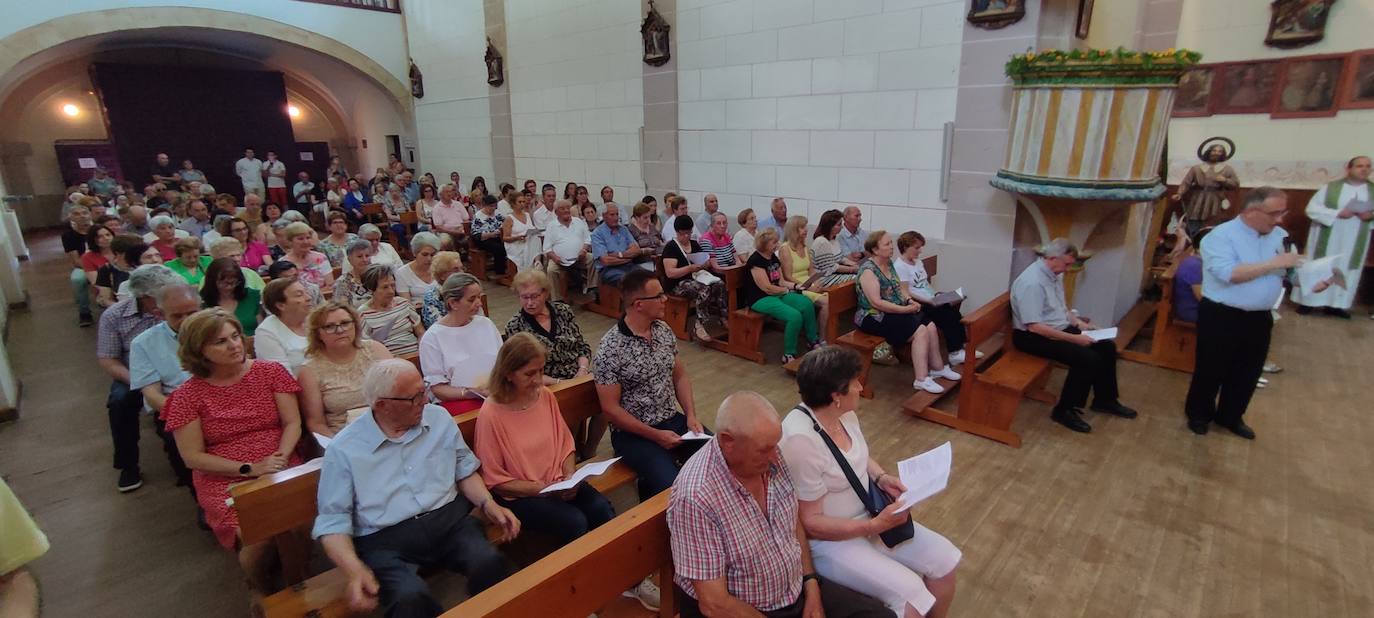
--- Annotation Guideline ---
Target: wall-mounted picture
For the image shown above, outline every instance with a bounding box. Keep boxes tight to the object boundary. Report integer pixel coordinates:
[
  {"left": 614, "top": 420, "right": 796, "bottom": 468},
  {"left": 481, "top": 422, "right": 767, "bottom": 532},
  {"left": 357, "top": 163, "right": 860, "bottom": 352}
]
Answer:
[
  {"left": 1274, "top": 55, "right": 1345, "bottom": 118},
  {"left": 968, "top": 0, "right": 1025, "bottom": 30},
  {"left": 1173, "top": 67, "right": 1216, "bottom": 117},
  {"left": 1339, "top": 49, "right": 1374, "bottom": 110},
  {"left": 1213, "top": 61, "right": 1281, "bottom": 114},
  {"left": 1265, "top": 0, "right": 1338, "bottom": 49}
]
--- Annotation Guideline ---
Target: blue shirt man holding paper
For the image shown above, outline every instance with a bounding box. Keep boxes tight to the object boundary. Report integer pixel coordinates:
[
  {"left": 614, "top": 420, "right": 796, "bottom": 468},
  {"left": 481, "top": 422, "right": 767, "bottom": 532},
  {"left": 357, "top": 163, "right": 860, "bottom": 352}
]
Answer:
[
  {"left": 314, "top": 360, "right": 517, "bottom": 617},
  {"left": 781, "top": 345, "right": 961, "bottom": 618},
  {"left": 1184, "top": 187, "right": 1299, "bottom": 440},
  {"left": 1008, "top": 238, "right": 1137, "bottom": 433}
]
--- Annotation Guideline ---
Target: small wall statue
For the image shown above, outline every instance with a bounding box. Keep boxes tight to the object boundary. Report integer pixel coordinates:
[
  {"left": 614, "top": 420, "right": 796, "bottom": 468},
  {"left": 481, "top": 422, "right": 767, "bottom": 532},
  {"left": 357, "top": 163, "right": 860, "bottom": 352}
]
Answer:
[
  {"left": 409, "top": 58, "right": 424, "bottom": 99},
  {"left": 642, "top": 0, "right": 671, "bottom": 66},
  {"left": 1172, "top": 137, "right": 1240, "bottom": 238},
  {"left": 486, "top": 38, "right": 505, "bottom": 87}
]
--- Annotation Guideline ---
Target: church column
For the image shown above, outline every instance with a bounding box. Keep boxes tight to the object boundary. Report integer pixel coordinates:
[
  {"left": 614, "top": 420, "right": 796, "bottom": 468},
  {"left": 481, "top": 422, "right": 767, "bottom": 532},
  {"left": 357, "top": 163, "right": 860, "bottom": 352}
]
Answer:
[
  {"left": 484, "top": 0, "right": 515, "bottom": 183},
  {"left": 641, "top": 0, "right": 678, "bottom": 202}
]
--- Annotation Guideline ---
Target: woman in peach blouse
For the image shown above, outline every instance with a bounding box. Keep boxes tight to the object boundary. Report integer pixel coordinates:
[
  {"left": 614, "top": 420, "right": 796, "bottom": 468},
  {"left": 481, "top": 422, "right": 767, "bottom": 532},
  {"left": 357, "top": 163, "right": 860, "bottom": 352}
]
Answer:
[{"left": 472, "top": 333, "right": 614, "bottom": 545}]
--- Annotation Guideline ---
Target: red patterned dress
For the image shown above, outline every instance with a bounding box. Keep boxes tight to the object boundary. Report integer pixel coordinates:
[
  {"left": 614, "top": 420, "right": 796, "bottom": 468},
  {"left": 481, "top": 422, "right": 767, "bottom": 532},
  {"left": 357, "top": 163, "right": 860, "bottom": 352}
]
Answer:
[{"left": 163, "top": 360, "right": 302, "bottom": 549}]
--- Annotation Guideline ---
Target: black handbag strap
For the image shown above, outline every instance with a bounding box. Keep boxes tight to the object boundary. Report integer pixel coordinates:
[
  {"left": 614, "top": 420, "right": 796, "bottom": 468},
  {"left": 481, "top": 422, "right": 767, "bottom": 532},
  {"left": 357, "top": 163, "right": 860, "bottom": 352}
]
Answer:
[{"left": 792, "top": 405, "right": 878, "bottom": 517}]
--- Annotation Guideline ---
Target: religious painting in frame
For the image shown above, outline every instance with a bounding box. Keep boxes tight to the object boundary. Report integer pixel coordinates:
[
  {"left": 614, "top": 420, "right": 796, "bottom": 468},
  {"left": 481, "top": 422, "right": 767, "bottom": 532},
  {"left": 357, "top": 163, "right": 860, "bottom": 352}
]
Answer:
[
  {"left": 1273, "top": 54, "right": 1346, "bottom": 118},
  {"left": 1212, "top": 61, "right": 1281, "bottom": 114},
  {"left": 1075, "top": 0, "right": 1095, "bottom": 40},
  {"left": 1265, "top": 0, "right": 1337, "bottom": 49},
  {"left": 967, "top": 0, "right": 1025, "bottom": 30},
  {"left": 1339, "top": 49, "right": 1374, "bottom": 110},
  {"left": 1173, "top": 66, "right": 1216, "bottom": 117}
]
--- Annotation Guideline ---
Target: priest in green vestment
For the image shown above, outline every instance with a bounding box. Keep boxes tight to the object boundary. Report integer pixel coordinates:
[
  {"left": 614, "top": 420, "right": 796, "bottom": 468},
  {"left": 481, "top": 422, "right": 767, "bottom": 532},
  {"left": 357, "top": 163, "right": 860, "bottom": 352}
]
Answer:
[{"left": 1291, "top": 156, "right": 1373, "bottom": 318}]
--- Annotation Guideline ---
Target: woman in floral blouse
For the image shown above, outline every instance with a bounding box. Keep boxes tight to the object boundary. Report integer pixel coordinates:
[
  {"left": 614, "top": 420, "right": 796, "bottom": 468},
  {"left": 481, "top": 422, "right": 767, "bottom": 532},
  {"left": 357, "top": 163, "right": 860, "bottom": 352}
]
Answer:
[{"left": 503, "top": 270, "right": 592, "bottom": 382}]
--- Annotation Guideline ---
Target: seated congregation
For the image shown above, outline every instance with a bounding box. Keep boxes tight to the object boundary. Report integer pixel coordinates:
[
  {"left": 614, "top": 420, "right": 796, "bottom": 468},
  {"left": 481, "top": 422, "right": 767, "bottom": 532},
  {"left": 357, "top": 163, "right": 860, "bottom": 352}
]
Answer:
[{"left": 78, "top": 162, "right": 1155, "bottom": 618}]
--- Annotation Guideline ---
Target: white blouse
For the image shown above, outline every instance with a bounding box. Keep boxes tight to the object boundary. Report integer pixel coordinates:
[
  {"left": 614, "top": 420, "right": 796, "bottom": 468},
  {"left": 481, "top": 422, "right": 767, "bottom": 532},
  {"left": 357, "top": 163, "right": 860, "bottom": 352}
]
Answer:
[
  {"left": 253, "top": 315, "right": 309, "bottom": 377},
  {"left": 732, "top": 228, "right": 756, "bottom": 259},
  {"left": 779, "top": 406, "right": 870, "bottom": 520},
  {"left": 393, "top": 262, "right": 436, "bottom": 298},
  {"left": 418, "top": 316, "right": 502, "bottom": 391}
]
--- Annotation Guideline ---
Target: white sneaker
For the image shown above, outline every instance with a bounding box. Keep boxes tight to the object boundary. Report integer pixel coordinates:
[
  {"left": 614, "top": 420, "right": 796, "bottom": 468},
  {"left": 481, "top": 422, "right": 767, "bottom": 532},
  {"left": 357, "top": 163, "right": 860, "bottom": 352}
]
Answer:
[
  {"left": 913, "top": 377, "right": 945, "bottom": 394},
  {"left": 948, "top": 350, "right": 966, "bottom": 364},
  {"left": 1257, "top": 377, "right": 1269, "bottom": 385},
  {"left": 1255, "top": 380, "right": 1267, "bottom": 389},
  {"left": 932, "top": 366, "right": 961, "bottom": 381},
  {"left": 623, "top": 578, "right": 660, "bottom": 611}
]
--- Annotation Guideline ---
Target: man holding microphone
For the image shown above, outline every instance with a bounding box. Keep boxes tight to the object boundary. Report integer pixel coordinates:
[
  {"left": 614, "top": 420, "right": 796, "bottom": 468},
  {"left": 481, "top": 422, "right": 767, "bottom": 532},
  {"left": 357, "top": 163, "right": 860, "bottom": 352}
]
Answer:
[{"left": 1184, "top": 187, "right": 1301, "bottom": 439}]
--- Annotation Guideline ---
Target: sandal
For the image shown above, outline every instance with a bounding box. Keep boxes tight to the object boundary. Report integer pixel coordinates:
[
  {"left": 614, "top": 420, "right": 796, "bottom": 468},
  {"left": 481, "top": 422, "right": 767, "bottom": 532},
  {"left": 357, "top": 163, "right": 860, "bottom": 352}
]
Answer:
[{"left": 693, "top": 322, "right": 715, "bottom": 343}]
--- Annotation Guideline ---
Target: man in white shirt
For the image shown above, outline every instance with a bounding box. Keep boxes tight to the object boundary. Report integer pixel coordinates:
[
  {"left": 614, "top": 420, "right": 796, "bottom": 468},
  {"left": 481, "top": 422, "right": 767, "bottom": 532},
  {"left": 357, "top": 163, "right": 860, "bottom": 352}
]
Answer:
[
  {"left": 543, "top": 199, "right": 592, "bottom": 301},
  {"left": 263, "top": 150, "right": 288, "bottom": 207},
  {"left": 292, "top": 171, "right": 316, "bottom": 216},
  {"left": 661, "top": 195, "right": 698, "bottom": 242},
  {"left": 532, "top": 184, "right": 557, "bottom": 229},
  {"left": 234, "top": 148, "right": 265, "bottom": 199}
]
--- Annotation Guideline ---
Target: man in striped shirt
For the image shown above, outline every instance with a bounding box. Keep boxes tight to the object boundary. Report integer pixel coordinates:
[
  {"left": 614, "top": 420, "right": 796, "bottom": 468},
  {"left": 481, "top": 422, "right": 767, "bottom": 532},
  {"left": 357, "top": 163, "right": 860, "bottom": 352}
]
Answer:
[{"left": 668, "top": 392, "right": 891, "bottom": 617}]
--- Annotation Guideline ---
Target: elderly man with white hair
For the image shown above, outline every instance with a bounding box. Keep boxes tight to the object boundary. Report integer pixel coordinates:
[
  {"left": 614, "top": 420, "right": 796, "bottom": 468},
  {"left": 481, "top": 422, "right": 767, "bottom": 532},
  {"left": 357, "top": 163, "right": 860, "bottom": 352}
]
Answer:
[
  {"left": 541, "top": 198, "right": 592, "bottom": 300},
  {"left": 314, "top": 360, "right": 518, "bottom": 618},
  {"left": 669, "top": 391, "right": 893, "bottom": 618},
  {"left": 694, "top": 193, "right": 722, "bottom": 236},
  {"left": 96, "top": 264, "right": 185, "bottom": 493},
  {"left": 129, "top": 283, "right": 202, "bottom": 493},
  {"left": 1010, "top": 238, "right": 1137, "bottom": 434},
  {"left": 124, "top": 205, "right": 153, "bottom": 237}
]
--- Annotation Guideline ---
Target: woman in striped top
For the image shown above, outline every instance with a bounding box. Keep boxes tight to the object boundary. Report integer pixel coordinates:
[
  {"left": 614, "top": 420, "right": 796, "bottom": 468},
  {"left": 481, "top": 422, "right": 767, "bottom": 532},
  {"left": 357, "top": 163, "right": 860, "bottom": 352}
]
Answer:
[
  {"left": 698, "top": 212, "right": 738, "bottom": 267},
  {"left": 811, "top": 209, "right": 860, "bottom": 288},
  {"left": 357, "top": 263, "right": 425, "bottom": 357}
]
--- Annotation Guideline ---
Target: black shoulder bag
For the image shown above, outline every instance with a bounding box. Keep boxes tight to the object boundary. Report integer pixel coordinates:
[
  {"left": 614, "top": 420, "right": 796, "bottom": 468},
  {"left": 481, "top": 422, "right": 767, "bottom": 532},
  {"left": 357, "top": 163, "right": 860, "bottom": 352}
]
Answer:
[{"left": 794, "top": 406, "right": 914, "bottom": 548}]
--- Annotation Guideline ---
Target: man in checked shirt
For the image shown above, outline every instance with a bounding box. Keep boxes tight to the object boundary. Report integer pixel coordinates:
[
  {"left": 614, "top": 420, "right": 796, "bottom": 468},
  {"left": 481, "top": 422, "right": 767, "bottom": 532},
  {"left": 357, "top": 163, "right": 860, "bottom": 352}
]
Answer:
[{"left": 668, "top": 392, "right": 891, "bottom": 617}]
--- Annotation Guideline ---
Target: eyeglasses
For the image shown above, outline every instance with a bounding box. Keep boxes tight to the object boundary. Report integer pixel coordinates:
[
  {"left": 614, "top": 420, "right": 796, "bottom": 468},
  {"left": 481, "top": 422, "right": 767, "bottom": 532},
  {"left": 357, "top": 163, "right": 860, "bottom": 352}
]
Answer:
[
  {"left": 632, "top": 293, "right": 667, "bottom": 303},
  {"left": 1260, "top": 208, "right": 1287, "bottom": 219},
  {"left": 517, "top": 293, "right": 544, "bottom": 302},
  {"left": 318, "top": 320, "right": 355, "bottom": 333},
  {"left": 378, "top": 391, "right": 427, "bottom": 406}
]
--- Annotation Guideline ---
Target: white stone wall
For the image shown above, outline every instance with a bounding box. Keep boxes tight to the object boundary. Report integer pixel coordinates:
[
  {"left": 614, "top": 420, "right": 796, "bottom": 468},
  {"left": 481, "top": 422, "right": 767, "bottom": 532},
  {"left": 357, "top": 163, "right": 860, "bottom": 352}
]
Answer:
[
  {"left": 406, "top": 0, "right": 498, "bottom": 184},
  {"left": 675, "top": 0, "right": 964, "bottom": 239},
  {"left": 506, "top": 0, "right": 645, "bottom": 202}
]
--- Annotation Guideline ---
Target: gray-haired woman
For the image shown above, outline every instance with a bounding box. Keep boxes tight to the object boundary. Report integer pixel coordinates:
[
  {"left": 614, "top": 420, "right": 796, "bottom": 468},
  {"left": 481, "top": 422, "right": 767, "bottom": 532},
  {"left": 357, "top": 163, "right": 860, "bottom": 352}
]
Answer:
[
  {"left": 395, "top": 232, "right": 442, "bottom": 300},
  {"left": 356, "top": 223, "right": 403, "bottom": 272},
  {"left": 357, "top": 263, "right": 424, "bottom": 357},
  {"left": 332, "top": 237, "right": 375, "bottom": 307},
  {"left": 418, "top": 272, "right": 501, "bottom": 416}
]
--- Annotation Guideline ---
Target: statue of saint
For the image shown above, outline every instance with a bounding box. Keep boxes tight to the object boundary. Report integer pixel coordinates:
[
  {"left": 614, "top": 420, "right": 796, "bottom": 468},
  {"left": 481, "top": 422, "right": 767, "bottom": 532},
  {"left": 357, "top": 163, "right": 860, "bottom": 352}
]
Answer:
[{"left": 1172, "top": 138, "right": 1240, "bottom": 238}]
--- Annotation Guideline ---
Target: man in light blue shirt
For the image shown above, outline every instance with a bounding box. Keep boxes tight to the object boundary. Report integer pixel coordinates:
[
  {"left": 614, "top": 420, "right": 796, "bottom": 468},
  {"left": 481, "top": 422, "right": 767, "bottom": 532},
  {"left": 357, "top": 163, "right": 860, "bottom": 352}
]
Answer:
[
  {"left": 1185, "top": 187, "right": 1300, "bottom": 440},
  {"left": 314, "top": 360, "right": 518, "bottom": 617},
  {"left": 835, "top": 205, "right": 869, "bottom": 262},
  {"left": 128, "top": 283, "right": 201, "bottom": 489},
  {"left": 591, "top": 203, "right": 650, "bottom": 284},
  {"left": 757, "top": 197, "right": 789, "bottom": 236}
]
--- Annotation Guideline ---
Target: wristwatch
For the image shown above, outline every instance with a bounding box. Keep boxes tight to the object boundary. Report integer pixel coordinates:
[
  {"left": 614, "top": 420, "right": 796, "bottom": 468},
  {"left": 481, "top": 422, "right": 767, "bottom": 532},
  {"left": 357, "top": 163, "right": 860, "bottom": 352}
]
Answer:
[
  {"left": 239, "top": 462, "right": 252, "bottom": 475},
  {"left": 802, "top": 573, "right": 819, "bottom": 586}
]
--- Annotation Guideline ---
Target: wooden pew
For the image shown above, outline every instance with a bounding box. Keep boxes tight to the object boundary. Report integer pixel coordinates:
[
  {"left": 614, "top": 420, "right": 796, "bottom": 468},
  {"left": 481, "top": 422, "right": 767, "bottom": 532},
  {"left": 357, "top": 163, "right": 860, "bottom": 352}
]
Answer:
[
  {"left": 721, "top": 264, "right": 766, "bottom": 364},
  {"left": 1120, "top": 259, "right": 1196, "bottom": 373},
  {"left": 907, "top": 292, "right": 1055, "bottom": 448},
  {"left": 445, "top": 491, "right": 675, "bottom": 618},
  {"left": 583, "top": 270, "right": 624, "bottom": 320},
  {"left": 234, "top": 375, "right": 636, "bottom": 617},
  {"left": 653, "top": 256, "right": 732, "bottom": 353}
]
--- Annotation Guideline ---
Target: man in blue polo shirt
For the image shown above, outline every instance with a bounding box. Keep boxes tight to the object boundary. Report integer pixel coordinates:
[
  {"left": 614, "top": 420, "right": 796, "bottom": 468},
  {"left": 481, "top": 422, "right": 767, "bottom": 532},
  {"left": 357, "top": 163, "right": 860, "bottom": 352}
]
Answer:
[
  {"left": 591, "top": 203, "right": 650, "bottom": 284},
  {"left": 1184, "top": 187, "right": 1300, "bottom": 439}
]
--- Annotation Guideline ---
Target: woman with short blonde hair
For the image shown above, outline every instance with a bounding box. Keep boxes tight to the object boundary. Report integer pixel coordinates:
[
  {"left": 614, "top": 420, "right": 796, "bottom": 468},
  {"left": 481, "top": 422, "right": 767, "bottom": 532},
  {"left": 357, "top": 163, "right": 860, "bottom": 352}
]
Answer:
[
  {"left": 279, "top": 222, "right": 333, "bottom": 288},
  {"left": 421, "top": 252, "right": 466, "bottom": 328},
  {"left": 299, "top": 301, "right": 392, "bottom": 436}
]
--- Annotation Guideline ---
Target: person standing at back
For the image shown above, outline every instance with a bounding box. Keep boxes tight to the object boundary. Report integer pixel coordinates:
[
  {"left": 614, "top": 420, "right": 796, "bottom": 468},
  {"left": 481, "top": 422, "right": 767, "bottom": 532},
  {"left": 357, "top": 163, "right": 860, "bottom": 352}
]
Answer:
[
  {"left": 1184, "top": 187, "right": 1299, "bottom": 439},
  {"left": 235, "top": 148, "right": 265, "bottom": 199}
]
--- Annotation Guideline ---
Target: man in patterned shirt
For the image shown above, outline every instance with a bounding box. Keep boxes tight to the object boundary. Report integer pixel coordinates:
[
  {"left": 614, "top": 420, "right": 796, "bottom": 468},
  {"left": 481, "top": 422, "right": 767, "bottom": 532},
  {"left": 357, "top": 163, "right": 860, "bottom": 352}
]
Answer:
[
  {"left": 669, "top": 392, "right": 891, "bottom": 618},
  {"left": 593, "top": 268, "right": 708, "bottom": 499}
]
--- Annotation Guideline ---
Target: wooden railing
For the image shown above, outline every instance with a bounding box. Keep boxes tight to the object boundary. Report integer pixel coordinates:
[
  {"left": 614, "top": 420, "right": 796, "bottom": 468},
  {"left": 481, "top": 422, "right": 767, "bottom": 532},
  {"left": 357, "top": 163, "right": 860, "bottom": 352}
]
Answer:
[{"left": 291, "top": 0, "right": 401, "bottom": 14}]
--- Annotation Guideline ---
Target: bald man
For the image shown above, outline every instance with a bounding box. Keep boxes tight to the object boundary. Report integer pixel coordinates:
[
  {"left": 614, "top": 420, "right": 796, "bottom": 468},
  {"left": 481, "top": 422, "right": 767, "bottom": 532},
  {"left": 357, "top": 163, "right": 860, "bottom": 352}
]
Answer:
[
  {"left": 694, "top": 193, "right": 721, "bottom": 235},
  {"left": 759, "top": 198, "right": 788, "bottom": 236},
  {"left": 668, "top": 392, "right": 892, "bottom": 618}
]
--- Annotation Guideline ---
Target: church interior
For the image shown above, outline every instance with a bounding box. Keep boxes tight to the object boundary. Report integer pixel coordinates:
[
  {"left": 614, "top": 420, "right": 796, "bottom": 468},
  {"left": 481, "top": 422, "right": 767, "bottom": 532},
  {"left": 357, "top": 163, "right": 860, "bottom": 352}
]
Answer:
[{"left": 0, "top": 1, "right": 1371, "bottom": 617}]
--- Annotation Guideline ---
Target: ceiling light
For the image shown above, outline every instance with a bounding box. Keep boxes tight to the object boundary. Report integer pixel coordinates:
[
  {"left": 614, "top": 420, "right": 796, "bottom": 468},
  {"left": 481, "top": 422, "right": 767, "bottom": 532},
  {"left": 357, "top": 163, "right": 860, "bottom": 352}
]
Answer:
[
  {"left": 62, "top": 103, "right": 80, "bottom": 117},
  {"left": 287, "top": 105, "right": 301, "bottom": 118}
]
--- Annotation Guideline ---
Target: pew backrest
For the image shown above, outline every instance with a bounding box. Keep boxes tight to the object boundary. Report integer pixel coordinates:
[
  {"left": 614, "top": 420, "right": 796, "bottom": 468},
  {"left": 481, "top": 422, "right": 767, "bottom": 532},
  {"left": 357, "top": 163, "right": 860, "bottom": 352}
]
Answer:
[{"left": 961, "top": 290, "right": 1014, "bottom": 358}]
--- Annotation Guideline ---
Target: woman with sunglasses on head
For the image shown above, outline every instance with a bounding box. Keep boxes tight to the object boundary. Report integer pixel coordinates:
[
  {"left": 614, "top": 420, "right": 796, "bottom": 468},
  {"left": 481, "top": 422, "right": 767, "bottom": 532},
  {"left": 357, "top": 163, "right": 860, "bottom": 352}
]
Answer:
[{"left": 298, "top": 301, "right": 393, "bottom": 437}]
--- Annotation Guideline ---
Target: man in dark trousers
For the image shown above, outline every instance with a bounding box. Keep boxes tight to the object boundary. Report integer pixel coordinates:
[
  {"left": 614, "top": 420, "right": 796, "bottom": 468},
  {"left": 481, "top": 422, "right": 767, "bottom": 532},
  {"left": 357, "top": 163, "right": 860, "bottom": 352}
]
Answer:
[
  {"left": 1184, "top": 187, "right": 1300, "bottom": 439},
  {"left": 1009, "top": 238, "right": 1137, "bottom": 433}
]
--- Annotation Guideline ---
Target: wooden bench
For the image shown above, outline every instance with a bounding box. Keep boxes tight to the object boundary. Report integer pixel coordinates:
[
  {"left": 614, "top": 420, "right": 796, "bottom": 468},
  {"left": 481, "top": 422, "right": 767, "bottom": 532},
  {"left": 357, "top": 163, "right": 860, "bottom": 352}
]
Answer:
[
  {"left": 653, "top": 256, "right": 733, "bottom": 353},
  {"left": 722, "top": 265, "right": 767, "bottom": 364},
  {"left": 583, "top": 273, "right": 623, "bottom": 320},
  {"left": 445, "top": 491, "right": 675, "bottom": 618},
  {"left": 907, "top": 292, "right": 1055, "bottom": 448},
  {"left": 234, "top": 375, "right": 637, "bottom": 617},
  {"left": 1120, "top": 258, "right": 1196, "bottom": 373}
]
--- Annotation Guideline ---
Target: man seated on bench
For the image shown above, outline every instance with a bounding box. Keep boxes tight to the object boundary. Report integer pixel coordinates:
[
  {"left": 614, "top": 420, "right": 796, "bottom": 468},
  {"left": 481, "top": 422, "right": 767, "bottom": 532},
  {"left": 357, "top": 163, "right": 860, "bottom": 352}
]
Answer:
[
  {"left": 590, "top": 202, "right": 651, "bottom": 285},
  {"left": 668, "top": 392, "right": 893, "bottom": 618},
  {"left": 1010, "top": 239, "right": 1137, "bottom": 433},
  {"left": 593, "top": 269, "right": 709, "bottom": 499},
  {"left": 313, "top": 360, "right": 519, "bottom": 617}
]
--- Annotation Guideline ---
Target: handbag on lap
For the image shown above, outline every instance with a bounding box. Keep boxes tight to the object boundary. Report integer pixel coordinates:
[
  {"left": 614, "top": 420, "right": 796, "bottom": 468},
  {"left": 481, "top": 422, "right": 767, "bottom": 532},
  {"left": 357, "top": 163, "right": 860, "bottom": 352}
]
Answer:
[{"left": 794, "top": 406, "right": 915, "bottom": 548}]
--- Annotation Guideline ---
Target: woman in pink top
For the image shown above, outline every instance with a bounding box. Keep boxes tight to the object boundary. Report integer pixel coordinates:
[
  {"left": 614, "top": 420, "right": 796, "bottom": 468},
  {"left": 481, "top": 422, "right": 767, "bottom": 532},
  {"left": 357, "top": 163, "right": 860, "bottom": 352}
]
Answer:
[{"left": 472, "top": 333, "right": 614, "bottom": 545}]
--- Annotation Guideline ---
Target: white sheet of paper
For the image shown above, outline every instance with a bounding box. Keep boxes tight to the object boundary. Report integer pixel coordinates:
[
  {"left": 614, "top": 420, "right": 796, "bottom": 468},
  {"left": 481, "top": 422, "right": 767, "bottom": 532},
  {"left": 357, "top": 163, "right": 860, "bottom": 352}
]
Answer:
[
  {"left": 313, "top": 432, "right": 333, "bottom": 450},
  {"left": 892, "top": 442, "right": 952, "bottom": 510},
  {"left": 687, "top": 252, "right": 710, "bottom": 265},
  {"left": 541, "top": 457, "right": 622, "bottom": 493},
  {"left": 680, "top": 430, "right": 712, "bottom": 441},
  {"left": 1298, "top": 254, "right": 1344, "bottom": 292},
  {"left": 78, "top": 157, "right": 98, "bottom": 169},
  {"left": 955, "top": 287, "right": 965, "bottom": 298},
  {"left": 299, "top": 152, "right": 315, "bottom": 161},
  {"left": 1084, "top": 327, "right": 1118, "bottom": 342}
]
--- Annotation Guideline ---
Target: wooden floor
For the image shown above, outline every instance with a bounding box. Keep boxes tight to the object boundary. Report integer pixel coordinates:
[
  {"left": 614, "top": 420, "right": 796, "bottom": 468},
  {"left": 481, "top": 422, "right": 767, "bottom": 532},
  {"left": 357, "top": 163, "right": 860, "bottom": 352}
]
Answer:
[{"left": 2, "top": 232, "right": 1372, "bottom": 617}]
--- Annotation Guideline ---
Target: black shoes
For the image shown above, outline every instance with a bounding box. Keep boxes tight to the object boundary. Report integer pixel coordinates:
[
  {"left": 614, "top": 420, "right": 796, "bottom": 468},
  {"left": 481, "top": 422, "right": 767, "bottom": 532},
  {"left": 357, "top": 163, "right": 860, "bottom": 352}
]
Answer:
[
  {"left": 117, "top": 468, "right": 143, "bottom": 493},
  {"left": 1295, "top": 305, "right": 1313, "bottom": 315},
  {"left": 1051, "top": 407, "right": 1092, "bottom": 433},
  {"left": 1091, "top": 402, "right": 1138, "bottom": 419},
  {"left": 1323, "top": 307, "right": 1352, "bottom": 319},
  {"left": 1187, "top": 422, "right": 1209, "bottom": 435},
  {"left": 79, "top": 312, "right": 94, "bottom": 327},
  {"left": 1218, "top": 419, "right": 1256, "bottom": 440}
]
